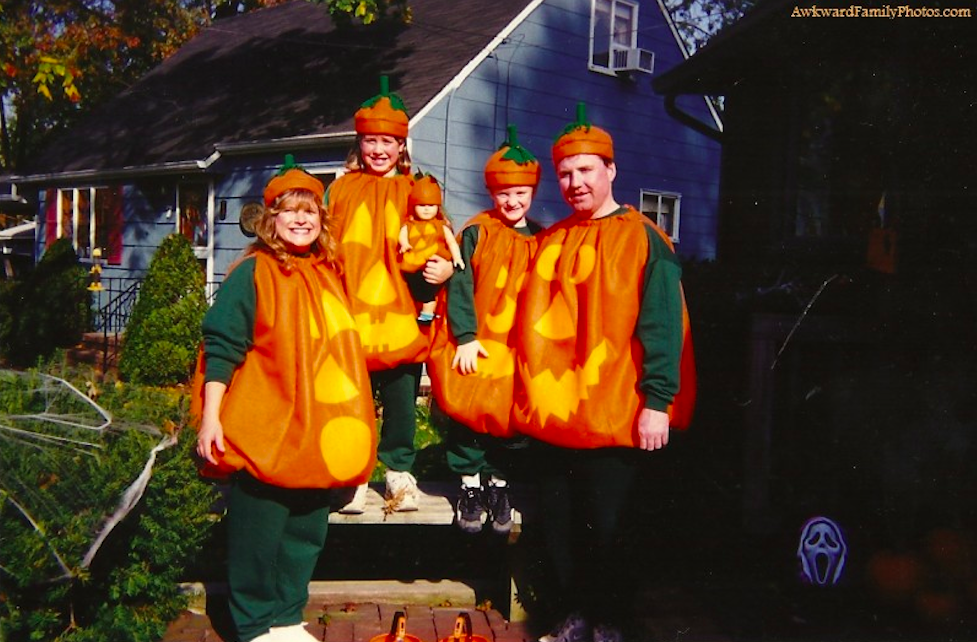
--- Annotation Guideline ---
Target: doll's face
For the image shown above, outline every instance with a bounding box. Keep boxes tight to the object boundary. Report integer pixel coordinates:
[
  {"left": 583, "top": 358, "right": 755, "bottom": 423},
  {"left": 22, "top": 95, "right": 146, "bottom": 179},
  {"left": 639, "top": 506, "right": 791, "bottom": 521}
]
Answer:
[
  {"left": 274, "top": 196, "right": 322, "bottom": 253},
  {"left": 491, "top": 185, "right": 534, "bottom": 226},
  {"left": 414, "top": 204, "right": 439, "bottom": 221},
  {"left": 359, "top": 134, "right": 404, "bottom": 176}
]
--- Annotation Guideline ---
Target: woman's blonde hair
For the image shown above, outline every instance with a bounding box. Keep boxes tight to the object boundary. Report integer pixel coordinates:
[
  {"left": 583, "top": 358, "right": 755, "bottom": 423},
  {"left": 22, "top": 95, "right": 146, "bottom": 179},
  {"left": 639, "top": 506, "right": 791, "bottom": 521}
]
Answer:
[
  {"left": 248, "top": 190, "right": 337, "bottom": 270},
  {"left": 345, "top": 134, "right": 412, "bottom": 176}
]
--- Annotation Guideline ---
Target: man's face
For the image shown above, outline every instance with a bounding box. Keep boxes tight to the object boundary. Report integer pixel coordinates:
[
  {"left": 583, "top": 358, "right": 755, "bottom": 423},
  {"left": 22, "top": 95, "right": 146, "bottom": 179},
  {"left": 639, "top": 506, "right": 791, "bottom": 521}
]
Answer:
[{"left": 556, "top": 153, "right": 616, "bottom": 217}]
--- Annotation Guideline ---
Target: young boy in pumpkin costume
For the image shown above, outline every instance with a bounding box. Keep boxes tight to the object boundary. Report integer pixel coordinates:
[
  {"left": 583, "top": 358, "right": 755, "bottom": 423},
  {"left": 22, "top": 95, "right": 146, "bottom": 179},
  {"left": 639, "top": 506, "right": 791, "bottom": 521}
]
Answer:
[
  {"left": 195, "top": 156, "right": 376, "bottom": 642},
  {"left": 428, "top": 125, "right": 542, "bottom": 535},
  {"left": 327, "top": 77, "right": 454, "bottom": 513},
  {"left": 398, "top": 173, "right": 465, "bottom": 323},
  {"left": 514, "top": 105, "right": 695, "bottom": 642}
]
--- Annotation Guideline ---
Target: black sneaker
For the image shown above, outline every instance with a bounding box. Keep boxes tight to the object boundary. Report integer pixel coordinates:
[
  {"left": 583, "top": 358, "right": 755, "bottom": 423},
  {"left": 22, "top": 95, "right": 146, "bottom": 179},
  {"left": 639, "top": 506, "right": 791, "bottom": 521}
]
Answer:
[
  {"left": 455, "top": 485, "right": 486, "bottom": 534},
  {"left": 484, "top": 483, "right": 513, "bottom": 535}
]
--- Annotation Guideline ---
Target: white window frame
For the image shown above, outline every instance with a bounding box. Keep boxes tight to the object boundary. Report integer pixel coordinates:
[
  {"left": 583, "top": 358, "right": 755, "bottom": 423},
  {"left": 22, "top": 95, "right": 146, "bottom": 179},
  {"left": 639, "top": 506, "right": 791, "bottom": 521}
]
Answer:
[
  {"left": 639, "top": 189, "right": 682, "bottom": 242},
  {"left": 589, "top": 0, "right": 639, "bottom": 75},
  {"left": 56, "top": 187, "right": 109, "bottom": 260}
]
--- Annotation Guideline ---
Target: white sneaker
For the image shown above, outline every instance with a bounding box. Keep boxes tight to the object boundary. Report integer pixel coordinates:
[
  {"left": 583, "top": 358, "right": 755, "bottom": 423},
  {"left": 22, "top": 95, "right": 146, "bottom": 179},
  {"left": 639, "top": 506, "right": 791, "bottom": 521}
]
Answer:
[
  {"left": 335, "top": 483, "right": 368, "bottom": 514},
  {"left": 250, "top": 631, "right": 277, "bottom": 642},
  {"left": 539, "top": 613, "right": 590, "bottom": 642},
  {"left": 270, "top": 622, "right": 320, "bottom": 641},
  {"left": 384, "top": 470, "right": 419, "bottom": 511}
]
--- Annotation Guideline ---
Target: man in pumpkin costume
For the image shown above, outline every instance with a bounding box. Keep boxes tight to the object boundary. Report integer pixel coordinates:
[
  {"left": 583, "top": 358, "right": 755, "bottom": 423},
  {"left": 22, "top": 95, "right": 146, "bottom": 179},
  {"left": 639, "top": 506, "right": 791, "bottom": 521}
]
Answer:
[
  {"left": 195, "top": 157, "right": 377, "bottom": 642},
  {"left": 515, "top": 104, "right": 695, "bottom": 642},
  {"left": 328, "top": 77, "right": 454, "bottom": 513},
  {"left": 428, "top": 125, "right": 542, "bottom": 535}
]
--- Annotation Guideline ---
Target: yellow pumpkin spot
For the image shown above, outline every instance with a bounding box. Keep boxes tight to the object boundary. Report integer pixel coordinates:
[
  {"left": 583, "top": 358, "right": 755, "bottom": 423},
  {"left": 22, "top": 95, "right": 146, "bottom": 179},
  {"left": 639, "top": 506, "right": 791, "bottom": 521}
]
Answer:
[
  {"left": 570, "top": 245, "right": 596, "bottom": 285},
  {"left": 534, "top": 291, "right": 575, "bottom": 341},
  {"left": 309, "top": 310, "right": 321, "bottom": 340},
  {"left": 473, "top": 339, "right": 514, "bottom": 379},
  {"left": 515, "top": 272, "right": 527, "bottom": 293},
  {"left": 354, "top": 311, "right": 420, "bottom": 353},
  {"left": 356, "top": 262, "right": 397, "bottom": 306},
  {"left": 385, "top": 200, "right": 402, "bottom": 241},
  {"left": 314, "top": 354, "right": 360, "bottom": 404},
  {"left": 526, "top": 339, "right": 609, "bottom": 423},
  {"left": 535, "top": 244, "right": 563, "bottom": 282},
  {"left": 321, "top": 290, "right": 356, "bottom": 340},
  {"left": 341, "top": 202, "right": 373, "bottom": 247},
  {"left": 494, "top": 265, "right": 509, "bottom": 290},
  {"left": 485, "top": 295, "right": 516, "bottom": 334},
  {"left": 319, "top": 416, "right": 373, "bottom": 482}
]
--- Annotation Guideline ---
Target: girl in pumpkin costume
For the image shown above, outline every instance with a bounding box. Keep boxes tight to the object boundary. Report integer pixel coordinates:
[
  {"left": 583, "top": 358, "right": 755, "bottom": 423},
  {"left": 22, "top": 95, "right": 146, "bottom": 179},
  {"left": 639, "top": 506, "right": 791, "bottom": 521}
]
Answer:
[
  {"left": 398, "top": 173, "right": 465, "bottom": 323},
  {"left": 327, "top": 77, "right": 454, "bottom": 513},
  {"left": 194, "top": 157, "right": 376, "bottom": 642},
  {"left": 428, "top": 125, "right": 542, "bottom": 535},
  {"left": 514, "top": 105, "right": 696, "bottom": 642}
]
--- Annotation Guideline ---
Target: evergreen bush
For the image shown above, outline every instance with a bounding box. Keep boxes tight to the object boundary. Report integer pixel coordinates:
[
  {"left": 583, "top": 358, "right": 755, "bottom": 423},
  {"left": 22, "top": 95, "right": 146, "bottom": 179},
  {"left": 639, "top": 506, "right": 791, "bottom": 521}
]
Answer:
[
  {"left": 3, "top": 238, "right": 92, "bottom": 367},
  {"left": 0, "top": 371, "right": 219, "bottom": 642},
  {"left": 118, "top": 234, "right": 208, "bottom": 385}
]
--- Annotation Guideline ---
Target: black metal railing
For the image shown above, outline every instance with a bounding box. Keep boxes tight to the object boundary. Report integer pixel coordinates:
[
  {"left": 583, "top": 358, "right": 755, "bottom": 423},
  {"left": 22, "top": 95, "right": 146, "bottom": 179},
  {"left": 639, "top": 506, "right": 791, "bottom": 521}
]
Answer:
[{"left": 90, "top": 278, "right": 142, "bottom": 372}]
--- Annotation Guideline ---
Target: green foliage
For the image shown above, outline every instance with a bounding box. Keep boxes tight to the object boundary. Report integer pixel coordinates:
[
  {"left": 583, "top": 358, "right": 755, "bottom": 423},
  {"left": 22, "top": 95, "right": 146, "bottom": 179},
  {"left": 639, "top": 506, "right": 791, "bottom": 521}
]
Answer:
[
  {"left": 2, "top": 238, "right": 92, "bottom": 367},
  {"left": 118, "top": 234, "right": 207, "bottom": 386},
  {"left": 312, "top": 0, "right": 412, "bottom": 25},
  {"left": 0, "top": 372, "right": 218, "bottom": 642}
]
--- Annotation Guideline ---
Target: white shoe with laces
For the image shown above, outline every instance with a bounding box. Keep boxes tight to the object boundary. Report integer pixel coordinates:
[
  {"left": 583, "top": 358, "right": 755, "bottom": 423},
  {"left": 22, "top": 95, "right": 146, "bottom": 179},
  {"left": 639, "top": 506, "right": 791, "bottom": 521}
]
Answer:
[
  {"left": 335, "top": 483, "right": 368, "bottom": 514},
  {"left": 384, "top": 470, "right": 419, "bottom": 511},
  {"left": 539, "top": 613, "right": 590, "bottom": 642}
]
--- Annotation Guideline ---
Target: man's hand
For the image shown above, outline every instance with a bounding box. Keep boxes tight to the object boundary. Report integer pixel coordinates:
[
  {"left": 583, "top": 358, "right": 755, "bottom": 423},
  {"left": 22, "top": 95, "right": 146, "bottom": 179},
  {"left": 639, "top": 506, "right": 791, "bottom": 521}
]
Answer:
[{"left": 637, "top": 407, "right": 670, "bottom": 451}]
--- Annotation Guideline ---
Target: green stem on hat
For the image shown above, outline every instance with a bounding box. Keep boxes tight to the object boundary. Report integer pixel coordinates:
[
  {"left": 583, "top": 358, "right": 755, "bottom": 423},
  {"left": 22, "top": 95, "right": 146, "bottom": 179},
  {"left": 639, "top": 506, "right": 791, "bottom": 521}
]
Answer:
[
  {"left": 276, "top": 153, "right": 301, "bottom": 175},
  {"left": 499, "top": 124, "right": 537, "bottom": 164},
  {"left": 556, "top": 101, "right": 593, "bottom": 140},
  {"left": 361, "top": 74, "right": 409, "bottom": 114}
]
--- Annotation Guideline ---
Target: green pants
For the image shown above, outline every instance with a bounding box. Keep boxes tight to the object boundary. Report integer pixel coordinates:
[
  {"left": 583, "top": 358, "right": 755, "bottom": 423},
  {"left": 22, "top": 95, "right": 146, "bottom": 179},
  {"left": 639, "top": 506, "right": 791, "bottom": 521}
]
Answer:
[
  {"left": 441, "top": 409, "right": 525, "bottom": 480},
  {"left": 226, "top": 473, "right": 331, "bottom": 642},
  {"left": 372, "top": 363, "right": 422, "bottom": 472}
]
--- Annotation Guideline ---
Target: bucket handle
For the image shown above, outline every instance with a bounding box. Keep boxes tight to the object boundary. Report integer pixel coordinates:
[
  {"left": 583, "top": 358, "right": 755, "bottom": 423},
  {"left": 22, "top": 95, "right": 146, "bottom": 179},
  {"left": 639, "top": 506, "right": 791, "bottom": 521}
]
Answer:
[
  {"left": 451, "top": 612, "right": 473, "bottom": 642},
  {"left": 390, "top": 611, "right": 408, "bottom": 641}
]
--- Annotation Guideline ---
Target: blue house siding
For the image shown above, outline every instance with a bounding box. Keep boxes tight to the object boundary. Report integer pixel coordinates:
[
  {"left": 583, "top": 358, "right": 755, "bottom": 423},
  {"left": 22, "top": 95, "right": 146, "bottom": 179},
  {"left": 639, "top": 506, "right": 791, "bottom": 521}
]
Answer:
[{"left": 411, "top": 0, "right": 720, "bottom": 260}]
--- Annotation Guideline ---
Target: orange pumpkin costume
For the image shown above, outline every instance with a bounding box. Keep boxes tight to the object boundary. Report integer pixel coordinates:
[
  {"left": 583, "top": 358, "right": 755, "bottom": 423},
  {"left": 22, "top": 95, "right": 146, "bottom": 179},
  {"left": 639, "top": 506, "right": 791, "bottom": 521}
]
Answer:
[
  {"left": 192, "top": 251, "right": 377, "bottom": 489},
  {"left": 428, "top": 211, "right": 539, "bottom": 437},
  {"left": 400, "top": 174, "right": 455, "bottom": 273}
]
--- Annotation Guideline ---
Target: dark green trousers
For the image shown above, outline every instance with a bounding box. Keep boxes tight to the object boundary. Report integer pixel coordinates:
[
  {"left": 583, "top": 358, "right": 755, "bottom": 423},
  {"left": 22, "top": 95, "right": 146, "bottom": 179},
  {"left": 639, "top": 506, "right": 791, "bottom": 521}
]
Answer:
[
  {"left": 442, "top": 411, "right": 527, "bottom": 480},
  {"left": 226, "top": 473, "right": 330, "bottom": 642},
  {"left": 372, "top": 363, "right": 422, "bottom": 472}
]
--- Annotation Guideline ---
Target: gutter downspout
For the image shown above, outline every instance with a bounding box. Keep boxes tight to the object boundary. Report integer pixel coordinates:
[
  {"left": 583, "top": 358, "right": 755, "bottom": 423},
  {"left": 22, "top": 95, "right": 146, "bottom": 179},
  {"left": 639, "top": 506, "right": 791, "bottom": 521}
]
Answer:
[{"left": 664, "top": 94, "right": 723, "bottom": 143}]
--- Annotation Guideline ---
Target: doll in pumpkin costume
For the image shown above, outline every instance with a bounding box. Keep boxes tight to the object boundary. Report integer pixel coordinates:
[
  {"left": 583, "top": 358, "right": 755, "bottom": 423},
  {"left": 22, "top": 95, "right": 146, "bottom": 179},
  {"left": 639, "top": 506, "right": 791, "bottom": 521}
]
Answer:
[
  {"left": 194, "top": 157, "right": 376, "bottom": 642},
  {"left": 398, "top": 173, "right": 465, "bottom": 323},
  {"left": 514, "top": 105, "right": 696, "bottom": 642},
  {"left": 327, "top": 77, "right": 454, "bottom": 514},
  {"left": 428, "top": 125, "right": 542, "bottom": 535}
]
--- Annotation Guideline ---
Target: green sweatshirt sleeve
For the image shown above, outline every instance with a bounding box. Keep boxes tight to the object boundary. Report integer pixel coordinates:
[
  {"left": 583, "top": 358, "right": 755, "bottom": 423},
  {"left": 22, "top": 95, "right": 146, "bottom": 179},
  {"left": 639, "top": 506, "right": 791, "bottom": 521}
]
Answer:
[
  {"left": 202, "top": 256, "right": 256, "bottom": 384},
  {"left": 446, "top": 224, "right": 480, "bottom": 344},
  {"left": 637, "top": 226, "right": 683, "bottom": 411}
]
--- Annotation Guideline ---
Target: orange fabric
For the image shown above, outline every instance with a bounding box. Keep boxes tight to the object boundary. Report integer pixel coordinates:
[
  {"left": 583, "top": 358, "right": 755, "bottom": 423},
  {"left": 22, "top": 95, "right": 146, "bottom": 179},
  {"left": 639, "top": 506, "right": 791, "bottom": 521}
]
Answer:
[
  {"left": 354, "top": 96, "right": 409, "bottom": 138},
  {"left": 399, "top": 219, "right": 453, "bottom": 273},
  {"left": 408, "top": 175, "right": 443, "bottom": 208},
  {"left": 514, "top": 207, "right": 694, "bottom": 448},
  {"left": 428, "top": 212, "right": 537, "bottom": 437},
  {"left": 484, "top": 149, "right": 541, "bottom": 190},
  {"left": 263, "top": 169, "right": 325, "bottom": 206},
  {"left": 552, "top": 125, "right": 614, "bottom": 166},
  {"left": 329, "top": 171, "right": 428, "bottom": 369},
  {"left": 190, "top": 252, "right": 376, "bottom": 488}
]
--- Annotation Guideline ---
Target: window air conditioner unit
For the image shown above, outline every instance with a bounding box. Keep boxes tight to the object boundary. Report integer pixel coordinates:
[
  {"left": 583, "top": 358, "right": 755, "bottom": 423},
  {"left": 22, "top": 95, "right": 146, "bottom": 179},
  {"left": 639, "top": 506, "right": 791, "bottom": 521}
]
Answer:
[{"left": 610, "top": 46, "right": 654, "bottom": 74}]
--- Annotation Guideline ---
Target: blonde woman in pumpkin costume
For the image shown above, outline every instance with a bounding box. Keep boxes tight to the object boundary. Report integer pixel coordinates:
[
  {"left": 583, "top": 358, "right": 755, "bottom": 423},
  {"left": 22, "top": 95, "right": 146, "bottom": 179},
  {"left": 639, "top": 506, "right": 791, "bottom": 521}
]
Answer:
[
  {"left": 398, "top": 173, "right": 465, "bottom": 323},
  {"left": 195, "top": 157, "right": 377, "bottom": 642},
  {"left": 327, "top": 77, "right": 454, "bottom": 513},
  {"left": 427, "top": 125, "right": 542, "bottom": 535},
  {"left": 514, "top": 105, "right": 696, "bottom": 642}
]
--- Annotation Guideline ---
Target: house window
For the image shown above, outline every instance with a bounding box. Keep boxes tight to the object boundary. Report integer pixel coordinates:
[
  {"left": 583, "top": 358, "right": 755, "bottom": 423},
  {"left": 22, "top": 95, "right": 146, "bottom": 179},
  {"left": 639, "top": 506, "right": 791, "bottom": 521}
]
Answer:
[
  {"left": 640, "top": 190, "right": 681, "bottom": 242},
  {"left": 590, "top": 0, "right": 638, "bottom": 73},
  {"left": 51, "top": 187, "right": 124, "bottom": 264}
]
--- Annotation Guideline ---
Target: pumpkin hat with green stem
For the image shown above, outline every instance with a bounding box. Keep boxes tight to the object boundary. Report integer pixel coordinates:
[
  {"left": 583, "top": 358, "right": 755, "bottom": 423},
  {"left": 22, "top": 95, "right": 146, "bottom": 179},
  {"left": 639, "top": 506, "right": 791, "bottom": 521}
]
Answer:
[
  {"left": 263, "top": 154, "right": 325, "bottom": 206},
  {"left": 354, "top": 75, "right": 410, "bottom": 139},
  {"left": 409, "top": 172, "right": 443, "bottom": 209},
  {"left": 484, "top": 124, "right": 541, "bottom": 190},
  {"left": 552, "top": 102, "right": 614, "bottom": 166}
]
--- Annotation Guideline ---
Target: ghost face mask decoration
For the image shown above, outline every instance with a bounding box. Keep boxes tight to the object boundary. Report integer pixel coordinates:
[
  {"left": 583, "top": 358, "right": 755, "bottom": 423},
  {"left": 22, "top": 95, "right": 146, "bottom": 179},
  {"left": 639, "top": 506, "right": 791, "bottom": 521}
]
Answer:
[{"left": 797, "top": 516, "right": 848, "bottom": 586}]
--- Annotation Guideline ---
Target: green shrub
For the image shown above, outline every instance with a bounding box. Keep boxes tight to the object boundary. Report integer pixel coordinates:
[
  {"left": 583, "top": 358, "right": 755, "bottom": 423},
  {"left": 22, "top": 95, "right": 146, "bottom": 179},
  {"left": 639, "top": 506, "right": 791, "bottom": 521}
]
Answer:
[
  {"left": 2, "top": 238, "right": 92, "bottom": 367},
  {"left": 0, "top": 372, "right": 218, "bottom": 642},
  {"left": 119, "top": 234, "right": 207, "bottom": 385}
]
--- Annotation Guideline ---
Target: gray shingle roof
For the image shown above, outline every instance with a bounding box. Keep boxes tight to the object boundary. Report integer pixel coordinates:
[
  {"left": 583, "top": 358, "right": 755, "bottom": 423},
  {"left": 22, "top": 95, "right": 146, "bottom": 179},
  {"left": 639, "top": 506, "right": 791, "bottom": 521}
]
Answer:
[{"left": 27, "top": 0, "right": 534, "bottom": 176}]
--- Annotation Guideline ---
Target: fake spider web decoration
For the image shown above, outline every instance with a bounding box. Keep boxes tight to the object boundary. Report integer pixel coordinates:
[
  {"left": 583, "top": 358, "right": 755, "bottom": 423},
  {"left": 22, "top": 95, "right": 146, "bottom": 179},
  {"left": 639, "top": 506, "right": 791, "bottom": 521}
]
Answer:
[{"left": 0, "top": 369, "right": 176, "bottom": 583}]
